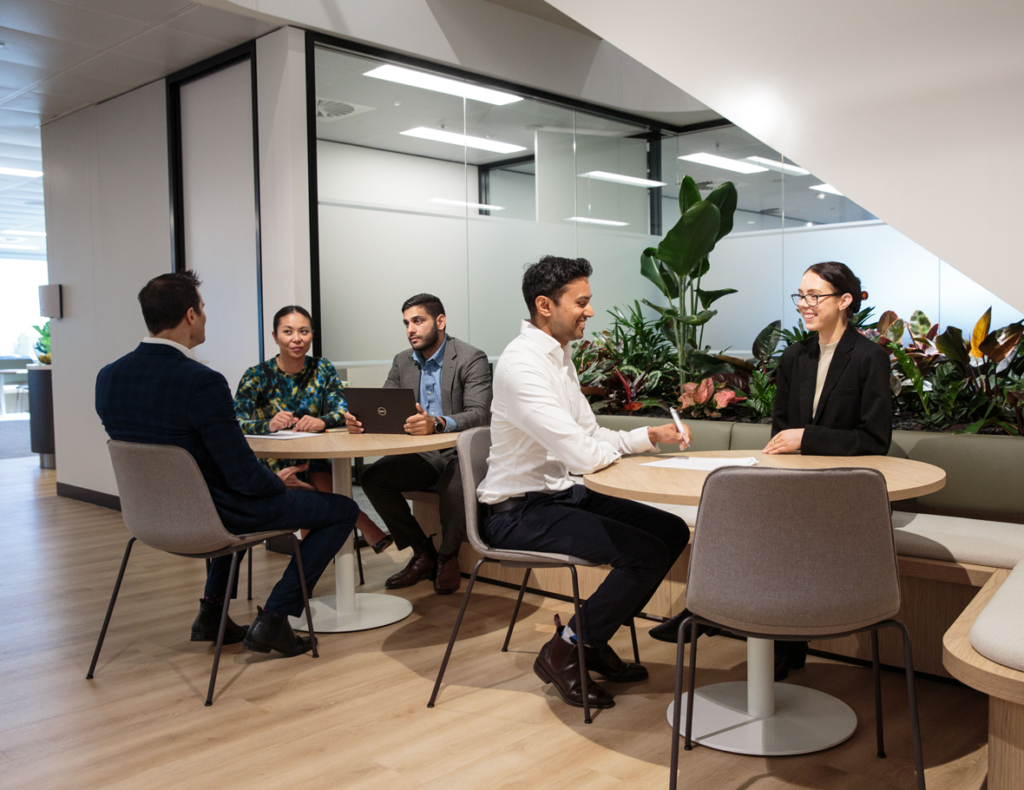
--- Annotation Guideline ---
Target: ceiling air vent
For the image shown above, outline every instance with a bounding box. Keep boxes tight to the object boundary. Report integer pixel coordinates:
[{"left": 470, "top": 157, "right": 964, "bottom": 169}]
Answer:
[{"left": 315, "top": 98, "right": 375, "bottom": 122}]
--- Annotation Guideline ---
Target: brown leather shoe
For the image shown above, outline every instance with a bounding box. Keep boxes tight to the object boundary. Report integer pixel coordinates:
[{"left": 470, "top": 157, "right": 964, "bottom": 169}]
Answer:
[
  {"left": 533, "top": 616, "right": 614, "bottom": 709},
  {"left": 385, "top": 540, "right": 437, "bottom": 589},
  {"left": 433, "top": 552, "right": 461, "bottom": 595},
  {"left": 584, "top": 642, "right": 648, "bottom": 682}
]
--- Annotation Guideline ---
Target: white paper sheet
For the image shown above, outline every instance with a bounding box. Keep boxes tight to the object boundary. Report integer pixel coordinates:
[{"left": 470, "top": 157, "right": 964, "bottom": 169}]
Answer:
[
  {"left": 642, "top": 456, "right": 759, "bottom": 471},
  {"left": 243, "top": 431, "right": 322, "bottom": 440}
]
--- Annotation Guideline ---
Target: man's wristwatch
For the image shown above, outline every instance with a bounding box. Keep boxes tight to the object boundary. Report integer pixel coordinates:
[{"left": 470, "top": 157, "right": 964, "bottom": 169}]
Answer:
[{"left": 433, "top": 415, "right": 446, "bottom": 433}]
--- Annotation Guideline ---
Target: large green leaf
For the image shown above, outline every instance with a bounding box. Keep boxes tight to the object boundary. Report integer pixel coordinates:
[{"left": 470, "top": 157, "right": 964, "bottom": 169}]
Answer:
[
  {"left": 909, "top": 310, "right": 932, "bottom": 340},
  {"left": 752, "top": 320, "right": 782, "bottom": 361},
  {"left": 640, "top": 298, "right": 667, "bottom": 316},
  {"left": 678, "top": 309, "right": 717, "bottom": 326},
  {"left": 936, "top": 327, "right": 970, "bottom": 371},
  {"left": 696, "top": 287, "right": 737, "bottom": 309},
  {"left": 703, "top": 181, "right": 737, "bottom": 243},
  {"left": 678, "top": 175, "right": 702, "bottom": 215},
  {"left": 640, "top": 250, "right": 670, "bottom": 298},
  {"left": 656, "top": 202, "right": 720, "bottom": 279},
  {"left": 688, "top": 352, "right": 734, "bottom": 378}
]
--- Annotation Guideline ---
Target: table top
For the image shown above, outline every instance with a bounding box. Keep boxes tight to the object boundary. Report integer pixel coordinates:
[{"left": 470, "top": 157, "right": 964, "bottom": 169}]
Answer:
[
  {"left": 246, "top": 429, "right": 458, "bottom": 459},
  {"left": 583, "top": 450, "right": 946, "bottom": 506}
]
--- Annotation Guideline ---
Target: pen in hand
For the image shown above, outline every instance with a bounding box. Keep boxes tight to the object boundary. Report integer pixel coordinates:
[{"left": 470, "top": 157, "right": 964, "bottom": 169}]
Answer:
[{"left": 669, "top": 407, "right": 691, "bottom": 449}]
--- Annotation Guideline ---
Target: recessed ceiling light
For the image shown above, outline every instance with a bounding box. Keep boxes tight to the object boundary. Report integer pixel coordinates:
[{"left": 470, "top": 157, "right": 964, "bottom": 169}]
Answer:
[
  {"left": 747, "top": 220, "right": 755, "bottom": 224},
  {"left": 400, "top": 127, "right": 526, "bottom": 154},
  {"left": 0, "top": 166, "right": 43, "bottom": 178},
  {"left": 430, "top": 198, "right": 505, "bottom": 211},
  {"left": 0, "top": 243, "right": 39, "bottom": 250},
  {"left": 810, "top": 183, "right": 843, "bottom": 196},
  {"left": 806, "top": 222, "right": 814, "bottom": 227},
  {"left": 745, "top": 156, "right": 810, "bottom": 176},
  {"left": 2, "top": 229, "right": 45, "bottom": 236},
  {"left": 365, "top": 65, "right": 522, "bottom": 106},
  {"left": 678, "top": 153, "right": 768, "bottom": 174},
  {"left": 566, "top": 217, "right": 629, "bottom": 226},
  {"left": 579, "top": 171, "right": 666, "bottom": 188}
]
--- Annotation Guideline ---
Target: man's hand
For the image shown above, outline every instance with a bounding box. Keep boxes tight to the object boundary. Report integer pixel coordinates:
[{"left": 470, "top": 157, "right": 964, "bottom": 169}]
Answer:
[
  {"left": 344, "top": 411, "right": 364, "bottom": 434},
  {"left": 648, "top": 422, "right": 692, "bottom": 449},
  {"left": 277, "top": 464, "right": 315, "bottom": 490},
  {"left": 293, "top": 415, "right": 326, "bottom": 433},
  {"left": 269, "top": 410, "right": 297, "bottom": 433},
  {"left": 763, "top": 428, "right": 803, "bottom": 454},
  {"left": 404, "top": 403, "right": 435, "bottom": 436}
]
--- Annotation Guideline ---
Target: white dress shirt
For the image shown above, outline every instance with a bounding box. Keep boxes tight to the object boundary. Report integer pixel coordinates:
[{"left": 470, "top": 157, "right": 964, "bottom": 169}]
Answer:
[{"left": 477, "top": 320, "right": 656, "bottom": 504}]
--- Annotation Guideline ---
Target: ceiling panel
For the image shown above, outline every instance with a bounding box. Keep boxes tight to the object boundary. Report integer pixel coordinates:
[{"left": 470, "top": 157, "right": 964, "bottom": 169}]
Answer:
[
  {"left": 33, "top": 71, "right": 128, "bottom": 104},
  {"left": 163, "top": 5, "right": 278, "bottom": 43},
  {"left": 3, "top": 92, "right": 92, "bottom": 123},
  {"left": 0, "top": 0, "right": 150, "bottom": 50},
  {"left": 52, "top": 0, "right": 193, "bottom": 24},
  {"left": 0, "top": 61, "right": 56, "bottom": 96},
  {"left": 113, "top": 25, "right": 236, "bottom": 68},
  {"left": 0, "top": 27, "right": 103, "bottom": 75},
  {"left": 67, "top": 50, "right": 174, "bottom": 87}
]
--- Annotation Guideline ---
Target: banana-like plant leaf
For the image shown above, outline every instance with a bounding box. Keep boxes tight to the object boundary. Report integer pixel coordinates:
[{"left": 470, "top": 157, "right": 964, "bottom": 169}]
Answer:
[
  {"left": 678, "top": 175, "right": 702, "bottom": 215},
  {"left": 936, "top": 327, "right": 970, "bottom": 371},
  {"left": 696, "top": 287, "right": 738, "bottom": 309},
  {"left": 703, "top": 181, "right": 737, "bottom": 243},
  {"left": 752, "top": 320, "right": 782, "bottom": 361},
  {"left": 640, "top": 298, "right": 667, "bottom": 316},
  {"left": 979, "top": 322, "right": 1023, "bottom": 363},
  {"left": 688, "top": 352, "right": 735, "bottom": 378},
  {"left": 656, "top": 202, "right": 720, "bottom": 278},
  {"left": 640, "top": 250, "right": 669, "bottom": 297},
  {"left": 679, "top": 309, "right": 717, "bottom": 326},
  {"left": 716, "top": 354, "right": 754, "bottom": 372},
  {"left": 659, "top": 262, "right": 681, "bottom": 300},
  {"left": 909, "top": 309, "right": 932, "bottom": 340},
  {"left": 970, "top": 307, "right": 992, "bottom": 358}
]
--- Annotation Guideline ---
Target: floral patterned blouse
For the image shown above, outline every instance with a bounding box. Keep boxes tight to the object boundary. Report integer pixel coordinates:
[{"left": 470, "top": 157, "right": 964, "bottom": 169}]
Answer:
[{"left": 234, "top": 356, "right": 346, "bottom": 475}]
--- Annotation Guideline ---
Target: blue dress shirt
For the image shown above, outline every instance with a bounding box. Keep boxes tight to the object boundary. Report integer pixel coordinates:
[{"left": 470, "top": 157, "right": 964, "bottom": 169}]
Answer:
[{"left": 413, "top": 336, "right": 455, "bottom": 432}]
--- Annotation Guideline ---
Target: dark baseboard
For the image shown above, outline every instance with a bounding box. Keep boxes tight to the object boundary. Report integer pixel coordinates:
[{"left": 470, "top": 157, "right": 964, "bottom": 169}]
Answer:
[{"left": 56, "top": 482, "right": 121, "bottom": 511}]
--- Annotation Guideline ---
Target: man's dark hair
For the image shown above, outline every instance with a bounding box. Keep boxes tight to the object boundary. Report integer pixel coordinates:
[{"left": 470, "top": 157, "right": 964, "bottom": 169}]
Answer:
[
  {"left": 401, "top": 293, "right": 445, "bottom": 320},
  {"left": 522, "top": 256, "right": 593, "bottom": 317},
  {"left": 138, "top": 271, "right": 203, "bottom": 334}
]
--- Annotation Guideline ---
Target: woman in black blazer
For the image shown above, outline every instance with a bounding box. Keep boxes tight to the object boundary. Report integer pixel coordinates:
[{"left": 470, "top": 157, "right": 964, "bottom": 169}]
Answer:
[{"left": 765, "top": 261, "right": 893, "bottom": 678}]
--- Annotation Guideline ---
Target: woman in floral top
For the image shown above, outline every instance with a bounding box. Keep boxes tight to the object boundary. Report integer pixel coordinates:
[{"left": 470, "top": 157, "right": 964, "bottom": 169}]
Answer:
[{"left": 234, "top": 305, "right": 392, "bottom": 552}]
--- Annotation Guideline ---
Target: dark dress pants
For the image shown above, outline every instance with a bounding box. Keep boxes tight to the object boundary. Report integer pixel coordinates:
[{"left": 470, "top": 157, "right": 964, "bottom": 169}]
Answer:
[
  {"left": 360, "top": 452, "right": 466, "bottom": 557},
  {"left": 205, "top": 489, "right": 359, "bottom": 617},
  {"left": 483, "top": 485, "right": 689, "bottom": 645}
]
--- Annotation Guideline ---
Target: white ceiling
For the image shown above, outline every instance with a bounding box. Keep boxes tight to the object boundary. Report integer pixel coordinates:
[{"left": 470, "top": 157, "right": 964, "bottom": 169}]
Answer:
[{"left": 0, "top": 0, "right": 278, "bottom": 260}]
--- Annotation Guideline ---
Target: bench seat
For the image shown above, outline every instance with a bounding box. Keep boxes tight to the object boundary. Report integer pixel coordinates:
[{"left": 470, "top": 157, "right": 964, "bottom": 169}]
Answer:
[
  {"left": 892, "top": 511, "right": 1024, "bottom": 569},
  {"left": 970, "top": 559, "right": 1024, "bottom": 673}
]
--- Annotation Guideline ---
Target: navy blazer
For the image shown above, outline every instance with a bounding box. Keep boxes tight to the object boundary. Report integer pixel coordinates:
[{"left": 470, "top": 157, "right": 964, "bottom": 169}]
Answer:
[
  {"left": 772, "top": 324, "right": 892, "bottom": 456},
  {"left": 96, "top": 342, "right": 289, "bottom": 531}
]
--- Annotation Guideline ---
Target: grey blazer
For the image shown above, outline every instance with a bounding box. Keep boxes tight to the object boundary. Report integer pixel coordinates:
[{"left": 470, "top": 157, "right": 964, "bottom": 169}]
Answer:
[{"left": 383, "top": 334, "right": 492, "bottom": 472}]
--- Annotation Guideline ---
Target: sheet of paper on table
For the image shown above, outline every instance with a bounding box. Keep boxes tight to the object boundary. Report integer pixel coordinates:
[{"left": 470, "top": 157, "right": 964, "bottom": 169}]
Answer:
[
  {"left": 243, "top": 431, "right": 322, "bottom": 440},
  {"left": 642, "top": 456, "right": 759, "bottom": 471}
]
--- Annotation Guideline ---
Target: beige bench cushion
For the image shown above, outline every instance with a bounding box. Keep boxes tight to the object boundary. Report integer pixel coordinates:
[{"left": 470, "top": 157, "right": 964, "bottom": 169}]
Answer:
[
  {"left": 892, "top": 511, "right": 1024, "bottom": 569},
  {"left": 970, "top": 559, "right": 1024, "bottom": 672}
]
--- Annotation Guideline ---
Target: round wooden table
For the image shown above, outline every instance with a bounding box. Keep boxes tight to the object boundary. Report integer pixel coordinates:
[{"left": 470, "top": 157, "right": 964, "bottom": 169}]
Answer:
[
  {"left": 246, "top": 430, "right": 457, "bottom": 633},
  {"left": 584, "top": 449, "right": 946, "bottom": 758}
]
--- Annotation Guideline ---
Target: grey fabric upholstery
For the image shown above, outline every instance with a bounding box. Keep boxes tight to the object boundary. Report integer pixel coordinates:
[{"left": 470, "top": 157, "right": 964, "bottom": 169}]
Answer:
[
  {"left": 969, "top": 559, "right": 1024, "bottom": 672},
  {"left": 727, "top": 422, "right": 772, "bottom": 451},
  {"left": 108, "top": 441, "right": 293, "bottom": 557},
  {"left": 686, "top": 467, "right": 901, "bottom": 636},
  {"left": 595, "top": 414, "right": 733, "bottom": 453},
  {"left": 458, "top": 427, "right": 594, "bottom": 567},
  {"left": 892, "top": 511, "right": 1024, "bottom": 569}
]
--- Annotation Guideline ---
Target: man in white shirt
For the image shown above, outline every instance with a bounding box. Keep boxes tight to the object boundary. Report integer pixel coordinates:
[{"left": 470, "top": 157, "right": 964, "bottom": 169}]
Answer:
[{"left": 477, "top": 256, "right": 692, "bottom": 711}]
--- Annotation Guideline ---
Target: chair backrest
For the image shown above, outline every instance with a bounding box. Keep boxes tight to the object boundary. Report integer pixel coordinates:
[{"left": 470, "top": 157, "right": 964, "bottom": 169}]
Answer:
[
  {"left": 685, "top": 466, "right": 900, "bottom": 637},
  {"left": 456, "top": 427, "right": 493, "bottom": 555},
  {"left": 108, "top": 440, "right": 238, "bottom": 556}
]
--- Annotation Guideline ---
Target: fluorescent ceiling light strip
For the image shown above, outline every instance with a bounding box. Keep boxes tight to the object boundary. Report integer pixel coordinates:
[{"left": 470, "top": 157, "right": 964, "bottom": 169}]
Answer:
[
  {"left": 0, "top": 166, "right": 43, "bottom": 178},
  {"left": 580, "top": 171, "right": 666, "bottom": 188},
  {"left": 809, "top": 183, "right": 843, "bottom": 196},
  {"left": 365, "top": 65, "right": 522, "bottom": 106},
  {"left": 0, "top": 243, "right": 39, "bottom": 250},
  {"left": 430, "top": 198, "right": 505, "bottom": 211},
  {"left": 745, "top": 156, "right": 810, "bottom": 176},
  {"left": 566, "top": 217, "right": 629, "bottom": 226},
  {"left": 678, "top": 153, "right": 768, "bottom": 174},
  {"left": 2, "top": 229, "right": 45, "bottom": 236},
  {"left": 401, "top": 127, "right": 526, "bottom": 154}
]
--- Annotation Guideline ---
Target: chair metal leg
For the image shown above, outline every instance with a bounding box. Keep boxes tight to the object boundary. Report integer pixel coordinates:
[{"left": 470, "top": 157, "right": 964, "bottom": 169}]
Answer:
[
  {"left": 669, "top": 614, "right": 696, "bottom": 790},
  {"left": 872, "top": 628, "right": 886, "bottom": 758},
  {"left": 502, "top": 568, "right": 531, "bottom": 652},
  {"left": 629, "top": 618, "right": 641, "bottom": 665},
  {"left": 291, "top": 535, "right": 318, "bottom": 658},
  {"left": 893, "top": 621, "right": 926, "bottom": 790},
  {"left": 247, "top": 548, "right": 253, "bottom": 601},
  {"left": 428, "top": 558, "right": 484, "bottom": 708},
  {"left": 684, "top": 618, "right": 699, "bottom": 752},
  {"left": 87, "top": 537, "right": 136, "bottom": 680},
  {"left": 355, "top": 532, "right": 365, "bottom": 586},
  {"left": 568, "top": 565, "right": 592, "bottom": 724},
  {"left": 205, "top": 551, "right": 240, "bottom": 706}
]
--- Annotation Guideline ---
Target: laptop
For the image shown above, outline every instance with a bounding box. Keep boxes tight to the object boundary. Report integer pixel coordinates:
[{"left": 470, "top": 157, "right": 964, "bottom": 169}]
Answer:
[{"left": 344, "top": 388, "right": 418, "bottom": 434}]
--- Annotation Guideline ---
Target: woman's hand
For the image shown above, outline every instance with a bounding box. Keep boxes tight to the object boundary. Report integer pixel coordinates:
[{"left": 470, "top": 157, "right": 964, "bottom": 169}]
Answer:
[
  {"left": 764, "top": 429, "right": 804, "bottom": 454},
  {"left": 269, "top": 411, "right": 297, "bottom": 432},
  {"left": 277, "top": 464, "right": 315, "bottom": 490},
  {"left": 293, "top": 415, "right": 326, "bottom": 433},
  {"left": 344, "top": 411, "right": 364, "bottom": 434}
]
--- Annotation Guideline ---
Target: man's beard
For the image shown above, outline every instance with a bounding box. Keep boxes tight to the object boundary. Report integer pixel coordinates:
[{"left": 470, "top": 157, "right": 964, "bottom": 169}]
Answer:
[{"left": 413, "top": 323, "right": 439, "bottom": 350}]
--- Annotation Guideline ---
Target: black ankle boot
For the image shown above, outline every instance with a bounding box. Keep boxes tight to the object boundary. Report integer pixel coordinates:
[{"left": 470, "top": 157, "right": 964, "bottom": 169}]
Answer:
[
  {"left": 191, "top": 599, "right": 248, "bottom": 644},
  {"left": 242, "top": 606, "right": 315, "bottom": 656}
]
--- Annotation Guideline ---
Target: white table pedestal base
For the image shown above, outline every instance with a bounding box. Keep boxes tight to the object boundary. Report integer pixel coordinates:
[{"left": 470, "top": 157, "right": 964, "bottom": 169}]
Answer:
[
  {"left": 287, "top": 456, "right": 413, "bottom": 634},
  {"left": 666, "top": 637, "right": 857, "bottom": 756}
]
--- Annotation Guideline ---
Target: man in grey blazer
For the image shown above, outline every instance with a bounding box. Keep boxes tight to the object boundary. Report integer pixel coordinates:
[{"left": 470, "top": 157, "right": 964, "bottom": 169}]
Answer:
[{"left": 345, "top": 294, "right": 491, "bottom": 594}]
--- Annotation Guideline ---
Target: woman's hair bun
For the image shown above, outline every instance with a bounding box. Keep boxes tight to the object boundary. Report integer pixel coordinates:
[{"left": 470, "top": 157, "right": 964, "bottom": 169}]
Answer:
[{"left": 861, "top": 290, "right": 869, "bottom": 300}]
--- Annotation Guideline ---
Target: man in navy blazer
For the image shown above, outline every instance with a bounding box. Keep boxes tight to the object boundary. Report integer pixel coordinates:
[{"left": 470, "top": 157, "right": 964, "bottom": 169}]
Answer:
[{"left": 96, "top": 271, "right": 360, "bottom": 656}]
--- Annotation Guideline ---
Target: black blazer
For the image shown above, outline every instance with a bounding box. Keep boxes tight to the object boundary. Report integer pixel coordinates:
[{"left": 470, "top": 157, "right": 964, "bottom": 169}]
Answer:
[{"left": 772, "top": 324, "right": 892, "bottom": 456}]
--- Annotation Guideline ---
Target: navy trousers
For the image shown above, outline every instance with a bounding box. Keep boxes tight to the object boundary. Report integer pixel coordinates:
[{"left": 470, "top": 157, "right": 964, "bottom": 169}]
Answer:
[
  {"left": 205, "top": 488, "right": 360, "bottom": 617},
  {"left": 483, "top": 485, "right": 688, "bottom": 645}
]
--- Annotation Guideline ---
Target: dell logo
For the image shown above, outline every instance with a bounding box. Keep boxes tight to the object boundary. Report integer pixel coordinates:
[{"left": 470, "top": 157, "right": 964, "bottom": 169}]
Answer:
[{"left": 377, "top": 407, "right": 387, "bottom": 416}]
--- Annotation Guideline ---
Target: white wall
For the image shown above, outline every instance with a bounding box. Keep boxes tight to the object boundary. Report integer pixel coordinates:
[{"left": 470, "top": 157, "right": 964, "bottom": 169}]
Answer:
[{"left": 42, "top": 81, "right": 172, "bottom": 497}]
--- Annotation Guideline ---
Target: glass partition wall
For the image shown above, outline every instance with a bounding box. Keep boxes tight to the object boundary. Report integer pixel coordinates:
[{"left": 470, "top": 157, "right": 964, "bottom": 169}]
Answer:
[{"left": 311, "top": 41, "right": 1018, "bottom": 373}]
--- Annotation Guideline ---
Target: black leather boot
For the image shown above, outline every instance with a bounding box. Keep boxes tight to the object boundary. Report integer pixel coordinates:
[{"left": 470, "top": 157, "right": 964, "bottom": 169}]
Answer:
[
  {"left": 243, "top": 606, "right": 315, "bottom": 656},
  {"left": 191, "top": 599, "right": 249, "bottom": 644},
  {"left": 533, "top": 616, "right": 615, "bottom": 709}
]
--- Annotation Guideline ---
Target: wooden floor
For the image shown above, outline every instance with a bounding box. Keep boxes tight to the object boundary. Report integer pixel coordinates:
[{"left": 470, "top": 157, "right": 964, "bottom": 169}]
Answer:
[{"left": 0, "top": 455, "right": 991, "bottom": 790}]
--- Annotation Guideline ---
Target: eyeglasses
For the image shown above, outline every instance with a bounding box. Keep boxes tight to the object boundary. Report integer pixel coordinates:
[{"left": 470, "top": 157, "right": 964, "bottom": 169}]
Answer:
[{"left": 791, "top": 293, "right": 841, "bottom": 307}]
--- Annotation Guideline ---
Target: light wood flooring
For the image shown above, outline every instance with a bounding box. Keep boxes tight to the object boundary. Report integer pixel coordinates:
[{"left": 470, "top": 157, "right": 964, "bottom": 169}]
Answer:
[{"left": 0, "top": 456, "right": 991, "bottom": 789}]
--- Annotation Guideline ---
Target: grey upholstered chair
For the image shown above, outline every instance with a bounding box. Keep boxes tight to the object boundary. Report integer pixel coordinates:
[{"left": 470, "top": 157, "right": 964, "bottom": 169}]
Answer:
[
  {"left": 670, "top": 467, "right": 925, "bottom": 790},
  {"left": 87, "top": 441, "right": 317, "bottom": 706},
  {"left": 427, "top": 427, "right": 639, "bottom": 724}
]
